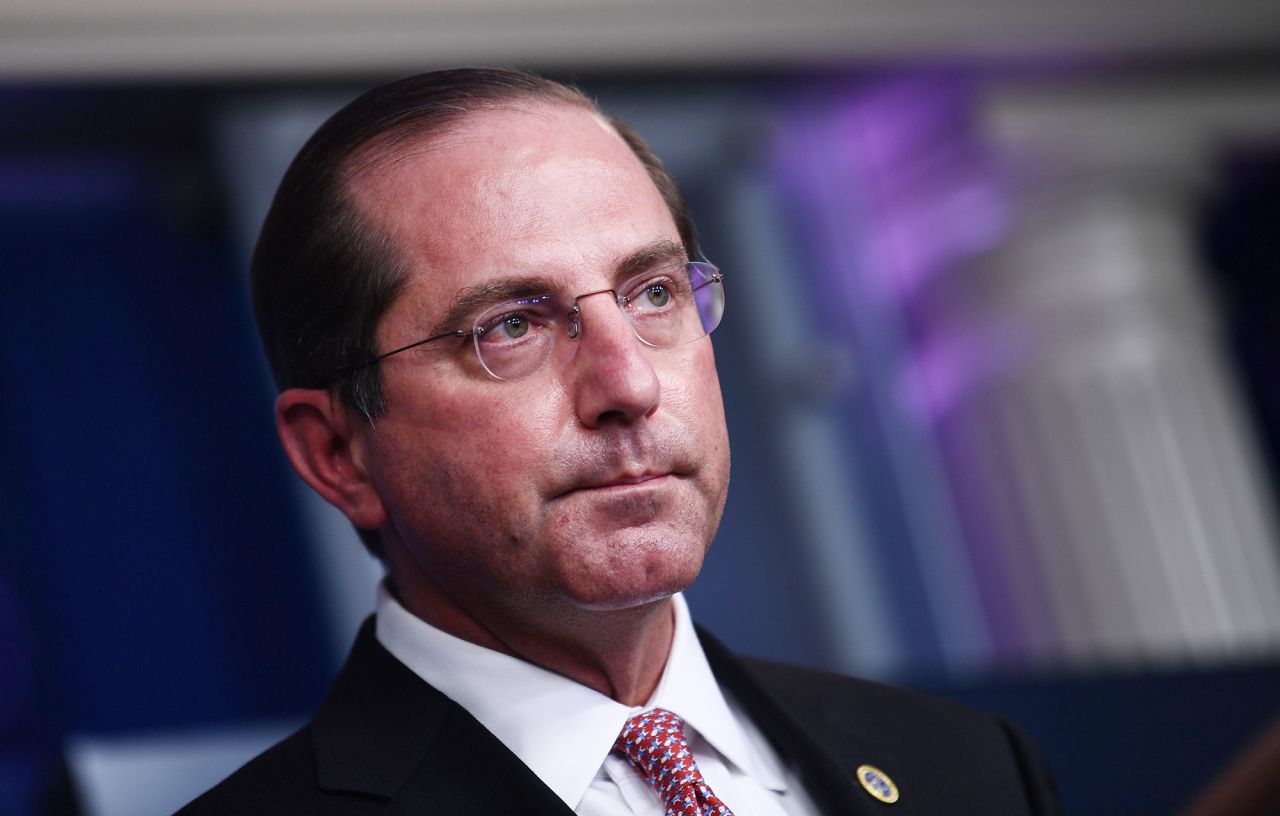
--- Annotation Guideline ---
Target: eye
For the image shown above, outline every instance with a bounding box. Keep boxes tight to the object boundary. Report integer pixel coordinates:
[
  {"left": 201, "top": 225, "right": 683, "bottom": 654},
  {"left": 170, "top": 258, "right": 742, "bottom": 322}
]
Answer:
[
  {"left": 642, "top": 283, "right": 671, "bottom": 309},
  {"left": 498, "top": 314, "right": 529, "bottom": 339},
  {"left": 478, "top": 310, "right": 537, "bottom": 344},
  {"left": 474, "top": 294, "right": 558, "bottom": 349},
  {"left": 627, "top": 276, "right": 685, "bottom": 313}
]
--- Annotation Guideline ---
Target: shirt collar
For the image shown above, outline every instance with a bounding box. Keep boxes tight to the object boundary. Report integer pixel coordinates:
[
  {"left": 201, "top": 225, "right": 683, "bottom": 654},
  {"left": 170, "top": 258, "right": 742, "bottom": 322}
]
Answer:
[
  {"left": 375, "top": 586, "right": 786, "bottom": 809},
  {"left": 648, "top": 593, "right": 789, "bottom": 794}
]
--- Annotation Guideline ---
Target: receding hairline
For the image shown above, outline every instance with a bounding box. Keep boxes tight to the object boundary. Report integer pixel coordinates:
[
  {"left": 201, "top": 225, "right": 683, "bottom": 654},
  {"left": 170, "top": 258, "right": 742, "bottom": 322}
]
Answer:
[
  {"left": 338, "top": 95, "right": 602, "bottom": 192},
  {"left": 334, "top": 98, "right": 640, "bottom": 288},
  {"left": 337, "top": 96, "right": 612, "bottom": 237}
]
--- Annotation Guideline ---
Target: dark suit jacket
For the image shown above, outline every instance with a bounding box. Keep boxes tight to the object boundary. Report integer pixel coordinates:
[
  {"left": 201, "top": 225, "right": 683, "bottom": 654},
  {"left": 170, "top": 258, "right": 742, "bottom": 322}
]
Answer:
[{"left": 178, "top": 620, "right": 1062, "bottom": 814}]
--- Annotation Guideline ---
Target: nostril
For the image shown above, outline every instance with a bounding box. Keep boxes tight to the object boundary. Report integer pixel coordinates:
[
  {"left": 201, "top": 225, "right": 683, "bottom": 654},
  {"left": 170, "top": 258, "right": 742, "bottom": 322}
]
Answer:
[{"left": 593, "top": 408, "right": 631, "bottom": 426}]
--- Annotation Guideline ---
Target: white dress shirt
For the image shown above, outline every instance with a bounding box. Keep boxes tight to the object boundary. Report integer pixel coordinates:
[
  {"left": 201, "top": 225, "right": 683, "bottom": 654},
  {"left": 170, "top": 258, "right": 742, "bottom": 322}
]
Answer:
[{"left": 376, "top": 586, "right": 819, "bottom": 815}]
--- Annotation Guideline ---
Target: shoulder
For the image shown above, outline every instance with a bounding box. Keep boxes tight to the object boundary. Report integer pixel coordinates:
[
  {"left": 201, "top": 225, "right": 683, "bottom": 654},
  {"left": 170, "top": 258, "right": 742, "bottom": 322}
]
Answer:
[
  {"left": 743, "top": 655, "right": 999, "bottom": 737},
  {"left": 174, "top": 724, "right": 381, "bottom": 816},
  {"left": 747, "top": 657, "right": 1062, "bottom": 814},
  {"left": 176, "top": 618, "right": 465, "bottom": 814},
  {"left": 699, "top": 627, "right": 1011, "bottom": 748},
  {"left": 697, "top": 630, "right": 1062, "bottom": 815},
  {"left": 174, "top": 726, "right": 322, "bottom": 816}
]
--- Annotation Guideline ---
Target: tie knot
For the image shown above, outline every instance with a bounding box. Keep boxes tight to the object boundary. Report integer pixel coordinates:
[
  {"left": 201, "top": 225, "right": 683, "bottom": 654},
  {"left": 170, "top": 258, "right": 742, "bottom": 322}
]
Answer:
[
  {"left": 613, "top": 709, "right": 735, "bottom": 816},
  {"left": 614, "top": 708, "right": 688, "bottom": 769}
]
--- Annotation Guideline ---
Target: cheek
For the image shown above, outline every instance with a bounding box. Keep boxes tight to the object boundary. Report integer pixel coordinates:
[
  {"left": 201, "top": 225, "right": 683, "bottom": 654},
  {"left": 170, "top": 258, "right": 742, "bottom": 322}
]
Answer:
[
  {"left": 659, "top": 343, "right": 731, "bottom": 512},
  {"left": 693, "top": 347, "right": 731, "bottom": 503},
  {"left": 374, "top": 383, "right": 563, "bottom": 511},
  {"left": 676, "top": 344, "right": 729, "bottom": 448}
]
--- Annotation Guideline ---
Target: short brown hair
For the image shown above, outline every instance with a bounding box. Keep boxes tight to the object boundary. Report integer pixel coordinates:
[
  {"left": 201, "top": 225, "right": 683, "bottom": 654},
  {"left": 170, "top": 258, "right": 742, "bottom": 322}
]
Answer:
[{"left": 251, "top": 68, "right": 700, "bottom": 555}]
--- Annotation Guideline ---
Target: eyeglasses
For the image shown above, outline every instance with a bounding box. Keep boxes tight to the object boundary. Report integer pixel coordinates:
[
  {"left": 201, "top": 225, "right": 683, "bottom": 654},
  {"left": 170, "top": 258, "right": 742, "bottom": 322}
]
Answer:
[{"left": 350, "top": 260, "right": 725, "bottom": 381}]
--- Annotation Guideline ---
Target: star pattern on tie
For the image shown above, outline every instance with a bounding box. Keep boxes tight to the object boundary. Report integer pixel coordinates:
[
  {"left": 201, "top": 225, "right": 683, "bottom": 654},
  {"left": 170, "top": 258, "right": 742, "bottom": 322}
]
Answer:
[{"left": 614, "top": 708, "right": 735, "bottom": 816}]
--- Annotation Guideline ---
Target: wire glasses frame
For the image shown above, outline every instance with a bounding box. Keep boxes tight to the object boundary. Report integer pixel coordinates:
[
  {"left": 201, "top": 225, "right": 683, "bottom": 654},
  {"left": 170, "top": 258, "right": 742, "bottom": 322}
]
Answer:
[{"left": 344, "top": 260, "right": 725, "bottom": 382}]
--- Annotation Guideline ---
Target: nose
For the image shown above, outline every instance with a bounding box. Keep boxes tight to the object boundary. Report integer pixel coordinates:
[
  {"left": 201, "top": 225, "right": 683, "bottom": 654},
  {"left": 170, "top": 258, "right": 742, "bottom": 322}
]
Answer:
[{"left": 567, "top": 294, "right": 661, "bottom": 428}]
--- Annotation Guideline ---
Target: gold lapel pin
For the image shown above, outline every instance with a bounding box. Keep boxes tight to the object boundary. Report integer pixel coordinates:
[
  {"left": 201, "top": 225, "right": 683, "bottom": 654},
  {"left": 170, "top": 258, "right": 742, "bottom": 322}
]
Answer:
[{"left": 855, "top": 764, "right": 900, "bottom": 804}]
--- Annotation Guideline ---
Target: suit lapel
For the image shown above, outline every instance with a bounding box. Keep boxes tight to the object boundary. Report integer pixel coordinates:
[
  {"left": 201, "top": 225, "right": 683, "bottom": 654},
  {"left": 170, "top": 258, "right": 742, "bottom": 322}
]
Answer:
[
  {"left": 382, "top": 702, "right": 574, "bottom": 816},
  {"left": 310, "top": 620, "right": 574, "bottom": 815},
  {"left": 313, "top": 619, "right": 886, "bottom": 814},
  {"left": 698, "top": 627, "right": 880, "bottom": 816}
]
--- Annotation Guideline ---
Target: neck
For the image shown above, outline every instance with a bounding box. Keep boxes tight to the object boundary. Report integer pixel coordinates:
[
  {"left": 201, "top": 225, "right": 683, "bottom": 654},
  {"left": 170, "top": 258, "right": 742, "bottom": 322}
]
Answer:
[{"left": 385, "top": 568, "right": 676, "bottom": 706}]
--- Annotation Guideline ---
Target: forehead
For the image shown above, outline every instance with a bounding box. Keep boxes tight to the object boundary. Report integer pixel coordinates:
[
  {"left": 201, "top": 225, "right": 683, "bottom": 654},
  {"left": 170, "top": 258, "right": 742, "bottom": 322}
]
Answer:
[{"left": 345, "top": 103, "right": 677, "bottom": 310}]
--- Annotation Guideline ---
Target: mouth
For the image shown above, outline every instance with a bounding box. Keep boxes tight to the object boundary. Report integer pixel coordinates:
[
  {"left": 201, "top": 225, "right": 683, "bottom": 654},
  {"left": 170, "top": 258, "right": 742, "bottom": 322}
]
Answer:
[{"left": 552, "top": 470, "right": 675, "bottom": 500}]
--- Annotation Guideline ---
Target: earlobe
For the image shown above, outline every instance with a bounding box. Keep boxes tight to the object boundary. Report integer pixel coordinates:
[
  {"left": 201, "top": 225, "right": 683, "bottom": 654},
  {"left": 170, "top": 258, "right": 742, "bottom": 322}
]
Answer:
[{"left": 275, "top": 388, "right": 388, "bottom": 531}]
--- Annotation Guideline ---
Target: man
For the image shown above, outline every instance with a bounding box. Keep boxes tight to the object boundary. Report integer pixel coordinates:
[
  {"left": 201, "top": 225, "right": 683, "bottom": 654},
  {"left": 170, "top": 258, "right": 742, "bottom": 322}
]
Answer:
[{"left": 181, "top": 68, "right": 1062, "bottom": 814}]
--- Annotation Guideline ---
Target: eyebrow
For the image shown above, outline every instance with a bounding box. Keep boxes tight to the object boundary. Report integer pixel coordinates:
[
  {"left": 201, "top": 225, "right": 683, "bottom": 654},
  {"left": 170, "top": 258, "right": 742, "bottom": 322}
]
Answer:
[
  {"left": 430, "top": 276, "right": 553, "bottom": 336},
  {"left": 429, "top": 239, "right": 689, "bottom": 334},
  {"left": 616, "top": 239, "right": 688, "bottom": 280}
]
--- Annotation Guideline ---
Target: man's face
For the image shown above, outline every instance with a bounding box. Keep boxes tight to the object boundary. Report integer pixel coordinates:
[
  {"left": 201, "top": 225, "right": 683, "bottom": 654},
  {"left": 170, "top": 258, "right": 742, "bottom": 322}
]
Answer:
[{"left": 347, "top": 103, "right": 730, "bottom": 629}]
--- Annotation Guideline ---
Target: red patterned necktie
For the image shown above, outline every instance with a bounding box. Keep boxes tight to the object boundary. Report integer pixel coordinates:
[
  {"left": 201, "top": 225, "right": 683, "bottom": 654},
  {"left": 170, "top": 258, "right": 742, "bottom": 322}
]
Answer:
[{"left": 614, "top": 708, "right": 736, "bottom": 816}]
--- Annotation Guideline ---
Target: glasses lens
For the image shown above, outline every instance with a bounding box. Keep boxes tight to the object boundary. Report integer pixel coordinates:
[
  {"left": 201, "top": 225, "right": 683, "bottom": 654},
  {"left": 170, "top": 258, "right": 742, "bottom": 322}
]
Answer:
[
  {"left": 689, "top": 261, "right": 725, "bottom": 336},
  {"left": 623, "top": 261, "right": 724, "bottom": 348},
  {"left": 472, "top": 294, "right": 562, "bottom": 380},
  {"left": 469, "top": 263, "right": 725, "bottom": 380}
]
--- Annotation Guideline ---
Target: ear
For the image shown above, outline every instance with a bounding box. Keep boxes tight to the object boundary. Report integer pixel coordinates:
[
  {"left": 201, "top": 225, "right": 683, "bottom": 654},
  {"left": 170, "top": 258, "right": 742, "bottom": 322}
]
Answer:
[{"left": 275, "top": 388, "right": 388, "bottom": 531}]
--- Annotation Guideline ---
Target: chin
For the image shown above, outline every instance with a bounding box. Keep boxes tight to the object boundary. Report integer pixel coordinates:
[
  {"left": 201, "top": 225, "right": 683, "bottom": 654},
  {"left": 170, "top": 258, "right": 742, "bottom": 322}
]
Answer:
[{"left": 551, "top": 525, "right": 708, "bottom": 612}]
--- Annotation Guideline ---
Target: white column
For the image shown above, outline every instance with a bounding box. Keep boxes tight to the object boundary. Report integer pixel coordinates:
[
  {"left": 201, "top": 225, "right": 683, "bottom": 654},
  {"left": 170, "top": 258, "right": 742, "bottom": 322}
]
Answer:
[{"left": 943, "top": 74, "right": 1280, "bottom": 667}]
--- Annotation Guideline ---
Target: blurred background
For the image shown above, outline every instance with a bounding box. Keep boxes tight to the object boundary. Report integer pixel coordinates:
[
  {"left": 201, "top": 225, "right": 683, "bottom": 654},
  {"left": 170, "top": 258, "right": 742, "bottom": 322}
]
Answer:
[{"left": 3, "top": 1, "right": 1280, "bottom": 814}]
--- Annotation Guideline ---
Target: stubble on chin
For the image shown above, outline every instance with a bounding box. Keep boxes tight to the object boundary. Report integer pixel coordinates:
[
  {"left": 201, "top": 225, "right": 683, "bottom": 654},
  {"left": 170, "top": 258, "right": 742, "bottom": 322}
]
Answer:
[{"left": 535, "top": 481, "right": 713, "bottom": 612}]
